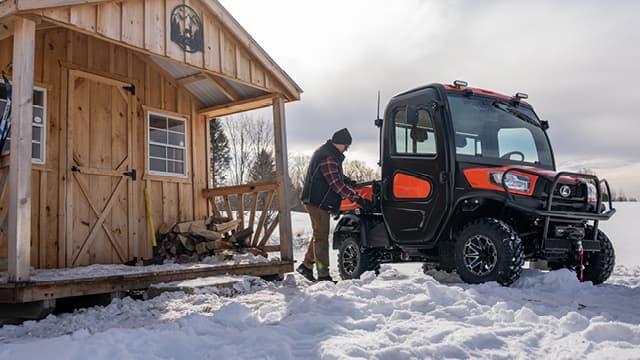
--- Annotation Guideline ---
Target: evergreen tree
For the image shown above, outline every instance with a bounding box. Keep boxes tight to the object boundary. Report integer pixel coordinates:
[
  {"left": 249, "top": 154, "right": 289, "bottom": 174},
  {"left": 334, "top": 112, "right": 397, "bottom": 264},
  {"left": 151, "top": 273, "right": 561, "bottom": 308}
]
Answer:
[
  {"left": 248, "top": 149, "right": 276, "bottom": 183},
  {"left": 248, "top": 149, "right": 278, "bottom": 229},
  {"left": 209, "top": 118, "right": 231, "bottom": 187}
]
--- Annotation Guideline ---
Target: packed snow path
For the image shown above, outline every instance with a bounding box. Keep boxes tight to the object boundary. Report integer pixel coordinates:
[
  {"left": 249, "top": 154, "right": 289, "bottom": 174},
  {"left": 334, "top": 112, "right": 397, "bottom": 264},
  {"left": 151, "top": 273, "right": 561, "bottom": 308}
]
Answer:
[{"left": 1, "top": 265, "right": 639, "bottom": 359}]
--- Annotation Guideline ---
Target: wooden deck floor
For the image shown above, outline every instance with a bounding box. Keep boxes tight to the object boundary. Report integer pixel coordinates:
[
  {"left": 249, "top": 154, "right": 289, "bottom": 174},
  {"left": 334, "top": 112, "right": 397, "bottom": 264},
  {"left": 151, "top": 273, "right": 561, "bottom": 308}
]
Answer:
[{"left": 0, "top": 261, "right": 293, "bottom": 304}]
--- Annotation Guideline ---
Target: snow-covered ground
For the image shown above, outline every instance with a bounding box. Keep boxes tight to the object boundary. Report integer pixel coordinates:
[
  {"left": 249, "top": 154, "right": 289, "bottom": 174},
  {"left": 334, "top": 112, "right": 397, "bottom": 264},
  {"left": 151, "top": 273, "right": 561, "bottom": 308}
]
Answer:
[{"left": 1, "top": 203, "right": 639, "bottom": 359}]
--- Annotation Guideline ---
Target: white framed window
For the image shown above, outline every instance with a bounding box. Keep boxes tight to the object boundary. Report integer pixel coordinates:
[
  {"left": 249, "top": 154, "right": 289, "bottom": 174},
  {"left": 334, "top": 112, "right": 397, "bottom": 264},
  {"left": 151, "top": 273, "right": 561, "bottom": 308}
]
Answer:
[
  {"left": 147, "top": 111, "right": 188, "bottom": 177},
  {"left": 0, "top": 84, "right": 47, "bottom": 164}
]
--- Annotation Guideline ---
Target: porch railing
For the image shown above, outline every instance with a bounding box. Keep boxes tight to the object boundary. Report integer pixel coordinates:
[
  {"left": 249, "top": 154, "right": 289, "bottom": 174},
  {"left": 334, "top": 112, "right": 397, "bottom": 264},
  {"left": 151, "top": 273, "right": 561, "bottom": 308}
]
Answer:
[{"left": 202, "top": 181, "right": 280, "bottom": 253}]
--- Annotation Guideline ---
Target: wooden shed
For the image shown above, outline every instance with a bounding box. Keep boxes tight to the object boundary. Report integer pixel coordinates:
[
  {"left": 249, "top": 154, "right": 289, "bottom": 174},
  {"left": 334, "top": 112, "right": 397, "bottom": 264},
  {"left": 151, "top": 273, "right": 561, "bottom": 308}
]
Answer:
[{"left": 0, "top": 0, "right": 301, "bottom": 301}]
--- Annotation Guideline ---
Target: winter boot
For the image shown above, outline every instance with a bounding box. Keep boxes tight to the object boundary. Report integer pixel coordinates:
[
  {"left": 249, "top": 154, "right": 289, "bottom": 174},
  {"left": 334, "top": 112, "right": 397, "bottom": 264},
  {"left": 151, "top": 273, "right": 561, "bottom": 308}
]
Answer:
[{"left": 296, "top": 264, "right": 315, "bottom": 282}]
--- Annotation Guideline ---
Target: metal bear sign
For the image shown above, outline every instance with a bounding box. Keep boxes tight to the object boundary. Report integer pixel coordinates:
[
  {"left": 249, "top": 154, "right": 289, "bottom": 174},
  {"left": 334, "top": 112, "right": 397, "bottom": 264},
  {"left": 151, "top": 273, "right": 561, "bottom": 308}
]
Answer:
[{"left": 170, "top": 5, "right": 204, "bottom": 53}]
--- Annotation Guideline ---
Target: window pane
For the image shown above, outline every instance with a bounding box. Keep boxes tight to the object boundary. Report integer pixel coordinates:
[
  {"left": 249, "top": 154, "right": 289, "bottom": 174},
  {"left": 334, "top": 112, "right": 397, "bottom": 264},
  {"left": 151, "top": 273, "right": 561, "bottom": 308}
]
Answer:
[
  {"left": 167, "top": 160, "right": 184, "bottom": 174},
  {"left": 149, "top": 115, "right": 166, "bottom": 129},
  {"left": 167, "top": 118, "right": 185, "bottom": 133},
  {"left": 168, "top": 132, "right": 185, "bottom": 147},
  {"left": 149, "top": 128, "right": 167, "bottom": 144},
  {"left": 498, "top": 128, "right": 539, "bottom": 163},
  {"left": 149, "top": 144, "right": 166, "bottom": 158},
  {"left": 167, "top": 147, "right": 184, "bottom": 161},
  {"left": 150, "top": 158, "right": 166, "bottom": 172},
  {"left": 0, "top": 84, "right": 6, "bottom": 99},
  {"left": 395, "top": 126, "right": 408, "bottom": 153},
  {"left": 32, "top": 143, "right": 40, "bottom": 160},
  {"left": 32, "top": 126, "right": 42, "bottom": 141},
  {"left": 33, "top": 91, "right": 44, "bottom": 106}
]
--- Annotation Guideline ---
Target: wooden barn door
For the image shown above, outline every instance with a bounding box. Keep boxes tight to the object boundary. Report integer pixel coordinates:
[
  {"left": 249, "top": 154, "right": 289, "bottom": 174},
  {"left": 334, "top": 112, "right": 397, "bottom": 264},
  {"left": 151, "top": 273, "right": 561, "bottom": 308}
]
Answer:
[{"left": 66, "top": 70, "right": 135, "bottom": 267}]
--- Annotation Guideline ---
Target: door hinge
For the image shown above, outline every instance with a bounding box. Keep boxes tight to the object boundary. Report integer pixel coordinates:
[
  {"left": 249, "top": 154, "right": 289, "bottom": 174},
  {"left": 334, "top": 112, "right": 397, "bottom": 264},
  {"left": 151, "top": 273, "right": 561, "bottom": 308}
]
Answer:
[
  {"left": 123, "top": 169, "right": 137, "bottom": 181},
  {"left": 123, "top": 84, "right": 136, "bottom": 96}
]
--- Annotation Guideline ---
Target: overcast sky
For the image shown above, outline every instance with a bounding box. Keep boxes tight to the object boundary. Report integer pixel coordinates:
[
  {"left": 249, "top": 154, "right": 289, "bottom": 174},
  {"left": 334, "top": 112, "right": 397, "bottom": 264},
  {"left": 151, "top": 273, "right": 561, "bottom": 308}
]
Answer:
[{"left": 220, "top": 0, "right": 640, "bottom": 198}]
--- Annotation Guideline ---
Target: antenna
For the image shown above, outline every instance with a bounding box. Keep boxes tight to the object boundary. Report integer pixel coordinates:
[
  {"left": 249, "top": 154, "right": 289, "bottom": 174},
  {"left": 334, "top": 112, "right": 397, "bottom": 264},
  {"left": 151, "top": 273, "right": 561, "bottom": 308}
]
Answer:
[{"left": 376, "top": 90, "right": 381, "bottom": 119}]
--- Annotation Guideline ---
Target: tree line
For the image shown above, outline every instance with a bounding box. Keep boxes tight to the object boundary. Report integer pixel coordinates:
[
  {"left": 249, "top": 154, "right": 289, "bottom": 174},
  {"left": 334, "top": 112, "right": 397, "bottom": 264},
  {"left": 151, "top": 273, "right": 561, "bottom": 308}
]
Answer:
[{"left": 210, "top": 115, "right": 379, "bottom": 212}]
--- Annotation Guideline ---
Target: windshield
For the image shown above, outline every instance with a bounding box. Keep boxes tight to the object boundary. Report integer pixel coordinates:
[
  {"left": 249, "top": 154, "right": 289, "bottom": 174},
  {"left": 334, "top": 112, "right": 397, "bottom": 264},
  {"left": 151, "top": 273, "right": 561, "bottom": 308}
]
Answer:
[{"left": 448, "top": 94, "right": 554, "bottom": 169}]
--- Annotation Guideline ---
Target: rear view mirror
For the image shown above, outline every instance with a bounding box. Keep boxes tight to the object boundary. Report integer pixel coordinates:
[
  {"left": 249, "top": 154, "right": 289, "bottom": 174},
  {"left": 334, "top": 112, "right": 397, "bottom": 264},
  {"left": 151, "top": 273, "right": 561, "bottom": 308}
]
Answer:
[{"left": 410, "top": 127, "right": 429, "bottom": 142}]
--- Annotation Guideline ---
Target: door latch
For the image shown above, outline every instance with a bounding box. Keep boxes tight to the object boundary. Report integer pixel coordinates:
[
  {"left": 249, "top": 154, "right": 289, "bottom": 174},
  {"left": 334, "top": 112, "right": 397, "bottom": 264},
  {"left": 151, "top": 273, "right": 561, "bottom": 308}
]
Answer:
[
  {"left": 123, "top": 169, "right": 137, "bottom": 181},
  {"left": 439, "top": 171, "right": 449, "bottom": 184},
  {"left": 71, "top": 165, "right": 80, "bottom": 173}
]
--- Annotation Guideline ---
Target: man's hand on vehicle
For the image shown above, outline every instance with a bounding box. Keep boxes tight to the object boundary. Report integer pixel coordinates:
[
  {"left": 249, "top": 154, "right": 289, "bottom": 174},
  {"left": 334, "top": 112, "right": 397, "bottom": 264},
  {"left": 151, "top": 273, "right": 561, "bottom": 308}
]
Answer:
[{"left": 357, "top": 198, "right": 374, "bottom": 212}]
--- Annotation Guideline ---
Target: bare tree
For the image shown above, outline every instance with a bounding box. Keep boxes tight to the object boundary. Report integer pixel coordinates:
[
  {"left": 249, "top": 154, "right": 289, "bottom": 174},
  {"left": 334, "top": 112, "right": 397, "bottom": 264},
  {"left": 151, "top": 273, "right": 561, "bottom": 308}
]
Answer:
[
  {"left": 343, "top": 159, "right": 378, "bottom": 182},
  {"left": 223, "top": 114, "right": 273, "bottom": 185},
  {"left": 224, "top": 114, "right": 251, "bottom": 185},
  {"left": 288, "top": 153, "right": 310, "bottom": 211}
]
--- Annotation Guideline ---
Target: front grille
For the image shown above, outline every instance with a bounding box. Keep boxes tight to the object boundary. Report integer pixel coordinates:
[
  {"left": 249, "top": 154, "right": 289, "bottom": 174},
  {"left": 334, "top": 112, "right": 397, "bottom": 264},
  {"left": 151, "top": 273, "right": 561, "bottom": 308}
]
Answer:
[{"left": 548, "top": 182, "right": 588, "bottom": 212}]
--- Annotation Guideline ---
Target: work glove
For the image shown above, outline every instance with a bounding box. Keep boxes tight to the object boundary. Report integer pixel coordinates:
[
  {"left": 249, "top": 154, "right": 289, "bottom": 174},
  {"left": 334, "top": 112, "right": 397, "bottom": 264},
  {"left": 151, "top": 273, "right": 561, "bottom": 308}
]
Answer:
[
  {"left": 344, "top": 177, "right": 358, "bottom": 187},
  {"left": 357, "top": 198, "right": 374, "bottom": 212}
]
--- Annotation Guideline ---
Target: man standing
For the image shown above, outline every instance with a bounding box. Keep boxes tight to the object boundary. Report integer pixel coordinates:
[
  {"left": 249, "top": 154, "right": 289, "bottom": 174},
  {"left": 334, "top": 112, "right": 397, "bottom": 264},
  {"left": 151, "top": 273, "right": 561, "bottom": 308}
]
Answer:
[{"left": 297, "top": 128, "right": 373, "bottom": 282}]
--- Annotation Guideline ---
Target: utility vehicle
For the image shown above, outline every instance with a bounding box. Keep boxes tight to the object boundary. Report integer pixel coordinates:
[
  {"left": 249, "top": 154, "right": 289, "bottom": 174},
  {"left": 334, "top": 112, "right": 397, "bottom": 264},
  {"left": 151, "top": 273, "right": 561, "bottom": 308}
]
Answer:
[{"left": 334, "top": 81, "right": 616, "bottom": 285}]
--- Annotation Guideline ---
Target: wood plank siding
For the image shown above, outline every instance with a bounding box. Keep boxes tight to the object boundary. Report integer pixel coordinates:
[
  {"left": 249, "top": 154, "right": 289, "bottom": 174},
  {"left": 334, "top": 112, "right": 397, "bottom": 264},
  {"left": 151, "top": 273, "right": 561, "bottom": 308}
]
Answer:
[{"left": 0, "top": 29, "right": 210, "bottom": 268}]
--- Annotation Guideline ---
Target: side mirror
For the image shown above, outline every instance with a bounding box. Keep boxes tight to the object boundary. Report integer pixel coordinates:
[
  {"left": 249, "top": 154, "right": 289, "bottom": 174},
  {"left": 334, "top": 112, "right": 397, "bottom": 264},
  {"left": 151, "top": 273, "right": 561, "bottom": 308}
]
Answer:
[{"left": 540, "top": 120, "right": 549, "bottom": 130}]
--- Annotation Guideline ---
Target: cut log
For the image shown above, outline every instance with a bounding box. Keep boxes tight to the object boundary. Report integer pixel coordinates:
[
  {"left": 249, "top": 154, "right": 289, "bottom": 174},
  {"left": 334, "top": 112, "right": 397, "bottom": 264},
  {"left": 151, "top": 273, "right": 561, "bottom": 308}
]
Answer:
[
  {"left": 217, "top": 249, "right": 235, "bottom": 261},
  {"left": 229, "top": 228, "right": 253, "bottom": 243},
  {"left": 195, "top": 242, "right": 209, "bottom": 256},
  {"left": 174, "top": 220, "right": 207, "bottom": 233},
  {"left": 210, "top": 219, "right": 240, "bottom": 233},
  {"left": 190, "top": 225, "right": 222, "bottom": 241},
  {"left": 246, "top": 248, "right": 268, "bottom": 258},
  {"left": 206, "top": 216, "right": 232, "bottom": 225},
  {"left": 177, "top": 234, "right": 195, "bottom": 252},
  {"left": 158, "top": 222, "right": 176, "bottom": 235}
]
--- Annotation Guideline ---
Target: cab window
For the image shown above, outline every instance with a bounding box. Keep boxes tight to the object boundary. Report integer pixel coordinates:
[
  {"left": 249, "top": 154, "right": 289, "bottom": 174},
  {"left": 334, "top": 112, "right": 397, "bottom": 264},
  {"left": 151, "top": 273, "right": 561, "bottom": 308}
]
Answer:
[{"left": 394, "top": 107, "right": 436, "bottom": 156}]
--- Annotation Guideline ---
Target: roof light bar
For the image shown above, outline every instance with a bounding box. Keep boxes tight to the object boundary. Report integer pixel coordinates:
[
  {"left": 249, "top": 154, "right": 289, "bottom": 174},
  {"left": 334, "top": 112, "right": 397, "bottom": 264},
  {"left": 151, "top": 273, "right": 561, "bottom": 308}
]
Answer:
[{"left": 453, "top": 80, "right": 468, "bottom": 88}]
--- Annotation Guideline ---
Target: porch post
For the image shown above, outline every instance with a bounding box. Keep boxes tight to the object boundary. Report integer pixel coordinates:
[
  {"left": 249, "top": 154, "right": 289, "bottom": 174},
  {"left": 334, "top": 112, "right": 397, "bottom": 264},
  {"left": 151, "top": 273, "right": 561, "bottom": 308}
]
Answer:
[
  {"left": 272, "top": 95, "right": 293, "bottom": 263},
  {"left": 8, "top": 16, "right": 36, "bottom": 282}
]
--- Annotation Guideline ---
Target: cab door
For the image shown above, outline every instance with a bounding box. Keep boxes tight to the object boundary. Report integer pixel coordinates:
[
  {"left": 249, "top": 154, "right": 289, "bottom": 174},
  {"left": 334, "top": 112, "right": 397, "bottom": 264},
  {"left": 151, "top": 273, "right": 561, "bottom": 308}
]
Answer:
[{"left": 380, "top": 87, "right": 450, "bottom": 245}]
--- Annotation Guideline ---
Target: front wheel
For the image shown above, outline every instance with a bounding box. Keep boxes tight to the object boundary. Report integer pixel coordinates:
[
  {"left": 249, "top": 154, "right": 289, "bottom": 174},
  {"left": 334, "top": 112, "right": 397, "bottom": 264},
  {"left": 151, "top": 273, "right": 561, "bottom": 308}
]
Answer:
[
  {"left": 454, "top": 218, "right": 524, "bottom": 286},
  {"left": 581, "top": 228, "right": 615, "bottom": 284},
  {"left": 338, "top": 238, "right": 376, "bottom": 280}
]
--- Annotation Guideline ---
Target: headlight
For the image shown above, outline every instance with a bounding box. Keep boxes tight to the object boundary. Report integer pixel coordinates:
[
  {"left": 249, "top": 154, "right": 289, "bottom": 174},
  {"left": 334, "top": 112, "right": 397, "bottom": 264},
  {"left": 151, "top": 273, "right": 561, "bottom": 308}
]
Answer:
[
  {"left": 491, "top": 172, "right": 531, "bottom": 192},
  {"left": 587, "top": 183, "right": 598, "bottom": 204}
]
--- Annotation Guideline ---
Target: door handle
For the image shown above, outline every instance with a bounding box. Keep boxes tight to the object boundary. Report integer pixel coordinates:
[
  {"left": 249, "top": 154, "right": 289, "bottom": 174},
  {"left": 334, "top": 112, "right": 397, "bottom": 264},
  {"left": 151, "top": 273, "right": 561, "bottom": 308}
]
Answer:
[
  {"left": 71, "top": 165, "right": 80, "bottom": 173},
  {"left": 123, "top": 169, "right": 137, "bottom": 181}
]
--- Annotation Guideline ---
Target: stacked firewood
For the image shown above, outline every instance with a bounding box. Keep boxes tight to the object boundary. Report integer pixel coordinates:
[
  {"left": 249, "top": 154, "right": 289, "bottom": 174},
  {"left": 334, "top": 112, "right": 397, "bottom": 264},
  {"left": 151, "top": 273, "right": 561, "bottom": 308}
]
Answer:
[{"left": 155, "top": 216, "right": 267, "bottom": 263}]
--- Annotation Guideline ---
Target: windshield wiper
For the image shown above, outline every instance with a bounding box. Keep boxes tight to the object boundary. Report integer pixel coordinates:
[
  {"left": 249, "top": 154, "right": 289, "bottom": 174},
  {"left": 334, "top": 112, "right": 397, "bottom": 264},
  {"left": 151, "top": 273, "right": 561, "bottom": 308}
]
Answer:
[{"left": 493, "top": 101, "right": 541, "bottom": 128}]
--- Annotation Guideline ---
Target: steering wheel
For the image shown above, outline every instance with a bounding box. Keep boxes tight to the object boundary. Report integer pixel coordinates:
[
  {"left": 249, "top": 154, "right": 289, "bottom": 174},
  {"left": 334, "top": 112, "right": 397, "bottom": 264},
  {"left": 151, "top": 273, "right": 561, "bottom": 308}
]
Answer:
[{"left": 501, "top": 151, "right": 525, "bottom": 161}]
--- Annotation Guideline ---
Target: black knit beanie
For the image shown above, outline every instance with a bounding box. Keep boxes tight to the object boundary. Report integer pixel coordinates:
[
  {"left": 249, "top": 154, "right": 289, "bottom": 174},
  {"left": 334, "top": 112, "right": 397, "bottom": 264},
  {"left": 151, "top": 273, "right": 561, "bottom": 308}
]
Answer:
[{"left": 331, "top": 128, "right": 352, "bottom": 145}]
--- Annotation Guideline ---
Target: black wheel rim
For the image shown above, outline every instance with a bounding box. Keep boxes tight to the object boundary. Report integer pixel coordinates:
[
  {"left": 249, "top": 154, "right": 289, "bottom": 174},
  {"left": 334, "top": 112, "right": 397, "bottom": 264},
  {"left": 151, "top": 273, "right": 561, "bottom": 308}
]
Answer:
[
  {"left": 341, "top": 243, "right": 360, "bottom": 275},
  {"left": 463, "top": 235, "right": 497, "bottom": 276}
]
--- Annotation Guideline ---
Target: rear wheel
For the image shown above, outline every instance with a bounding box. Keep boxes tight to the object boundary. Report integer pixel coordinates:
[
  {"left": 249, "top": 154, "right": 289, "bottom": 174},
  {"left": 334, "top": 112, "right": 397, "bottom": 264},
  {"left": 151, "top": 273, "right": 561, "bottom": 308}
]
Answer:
[
  {"left": 581, "top": 228, "right": 615, "bottom": 284},
  {"left": 338, "top": 238, "right": 376, "bottom": 280},
  {"left": 454, "top": 218, "right": 524, "bottom": 286}
]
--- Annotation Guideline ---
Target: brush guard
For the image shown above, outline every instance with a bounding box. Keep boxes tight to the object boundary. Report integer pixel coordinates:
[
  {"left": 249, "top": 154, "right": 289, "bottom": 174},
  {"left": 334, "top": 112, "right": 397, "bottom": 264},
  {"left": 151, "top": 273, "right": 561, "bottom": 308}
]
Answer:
[{"left": 499, "top": 169, "right": 615, "bottom": 251}]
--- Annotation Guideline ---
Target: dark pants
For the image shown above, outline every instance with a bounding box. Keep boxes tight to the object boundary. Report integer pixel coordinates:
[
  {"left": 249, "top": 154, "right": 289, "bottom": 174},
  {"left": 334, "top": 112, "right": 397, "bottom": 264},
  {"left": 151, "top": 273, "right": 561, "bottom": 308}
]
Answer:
[{"left": 302, "top": 204, "right": 331, "bottom": 277}]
